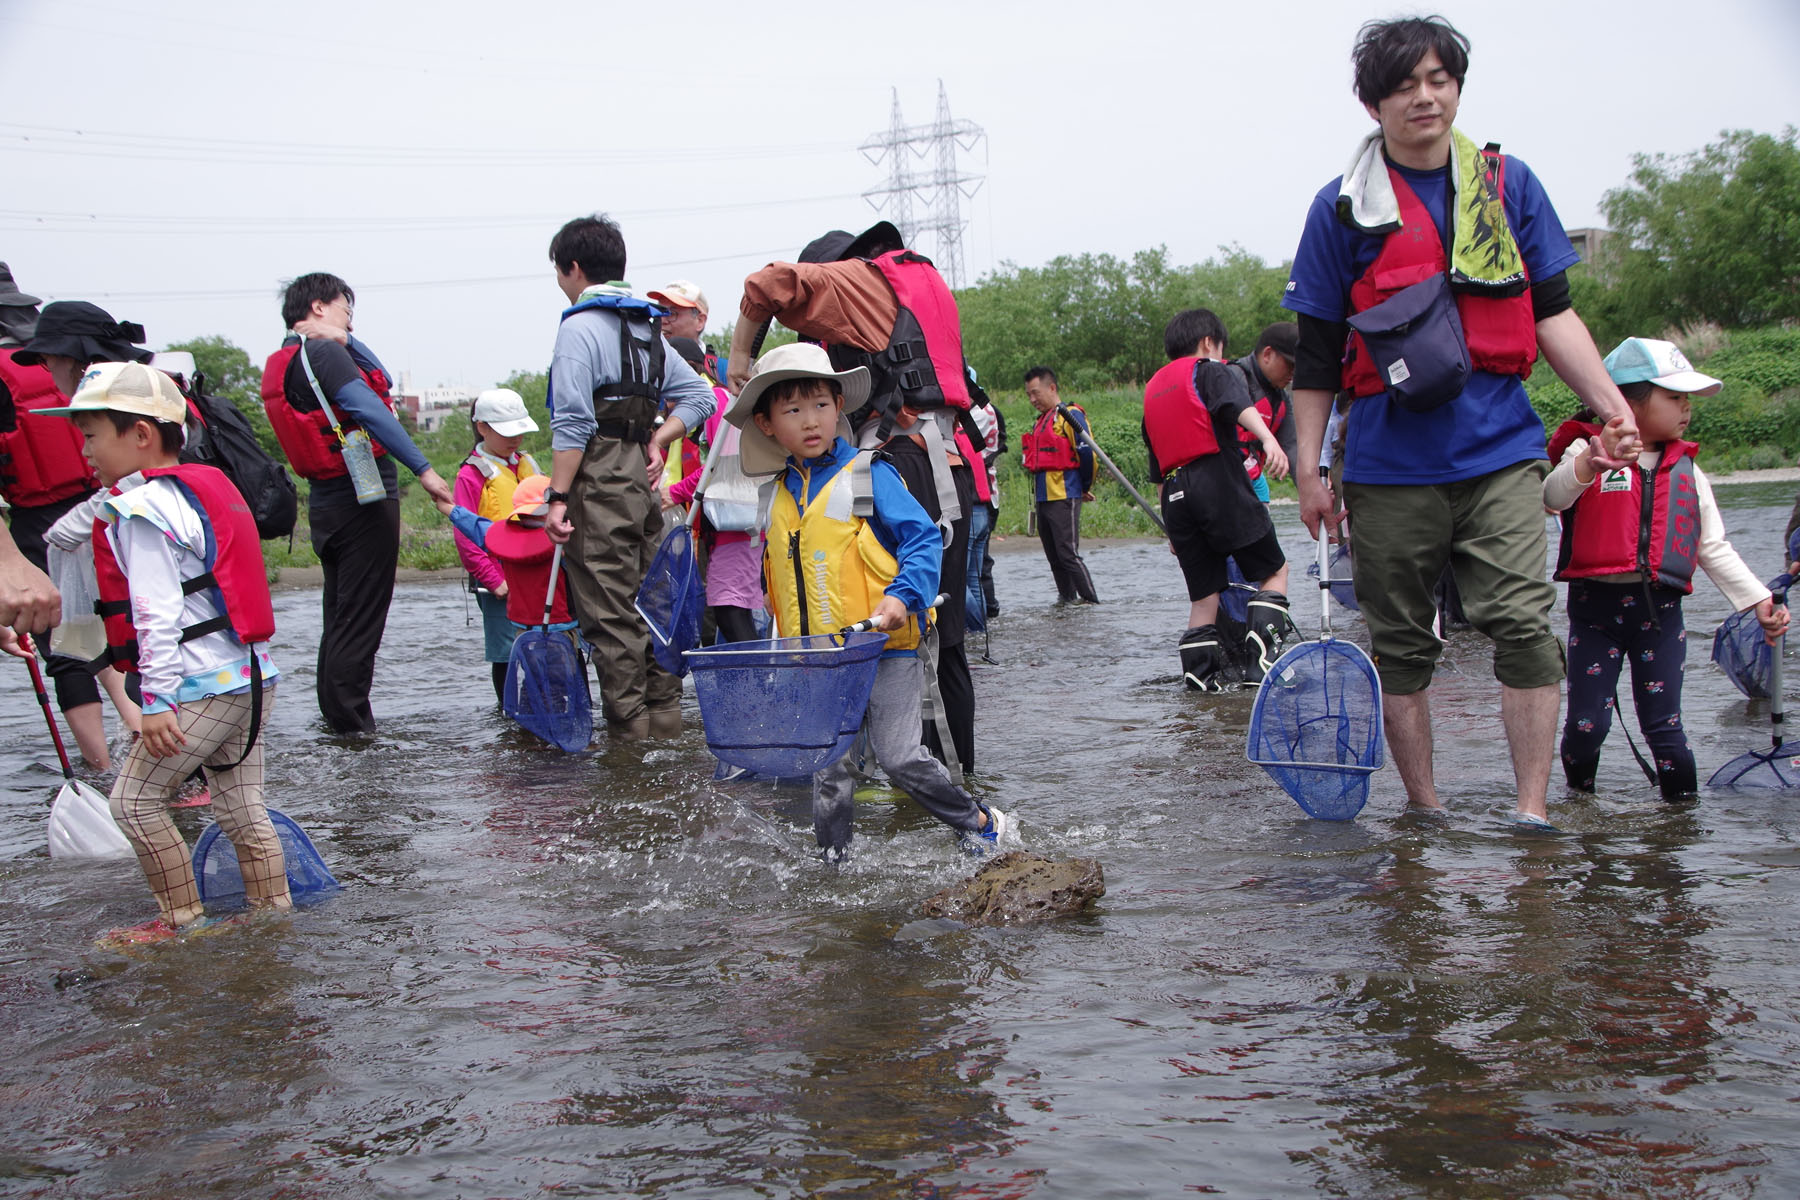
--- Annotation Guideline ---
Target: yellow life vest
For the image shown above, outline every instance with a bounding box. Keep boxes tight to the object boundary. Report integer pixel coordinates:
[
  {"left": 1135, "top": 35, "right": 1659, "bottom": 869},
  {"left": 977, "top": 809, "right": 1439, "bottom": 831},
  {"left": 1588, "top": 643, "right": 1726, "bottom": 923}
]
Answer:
[
  {"left": 764, "top": 452, "right": 922, "bottom": 652},
  {"left": 465, "top": 448, "right": 541, "bottom": 521}
]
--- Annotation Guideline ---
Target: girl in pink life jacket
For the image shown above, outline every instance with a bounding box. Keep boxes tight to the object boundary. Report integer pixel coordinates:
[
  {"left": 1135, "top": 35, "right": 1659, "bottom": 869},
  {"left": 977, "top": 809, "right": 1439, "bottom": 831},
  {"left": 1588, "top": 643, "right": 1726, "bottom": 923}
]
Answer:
[
  {"left": 453, "top": 389, "right": 543, "bottom": 701},
  {"left": 1544, "top": 337, "right": 1789, "bottom": 802}
]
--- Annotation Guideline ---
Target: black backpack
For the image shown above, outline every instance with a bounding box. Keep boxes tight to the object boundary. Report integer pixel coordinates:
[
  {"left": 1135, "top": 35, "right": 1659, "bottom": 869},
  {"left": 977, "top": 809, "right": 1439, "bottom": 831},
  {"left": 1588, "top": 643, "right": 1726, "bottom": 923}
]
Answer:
[{"left": 178, "top": 370, "right": 299, "bottom": 540}]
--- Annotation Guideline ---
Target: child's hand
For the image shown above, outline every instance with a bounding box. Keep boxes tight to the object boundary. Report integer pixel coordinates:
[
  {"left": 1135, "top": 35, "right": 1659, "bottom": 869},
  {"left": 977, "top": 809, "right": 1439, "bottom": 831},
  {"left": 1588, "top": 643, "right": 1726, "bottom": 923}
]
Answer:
[
  {"left": 140, "top": 710, "right": 188, "bottom": 759},
  {"left": 0, "top": 627, "right": 30, "bottom": 660},
  {"left": 867, "top": 596, "right": 909, "bottom": 632},
  {"left": 433, "top": 497, "right": 455, "bottom": 518},
  {"left": 494, "top": 580, "right": 508, "bottom": 599},
  {"left": 1594, "top": 414, "right": 1640, "bottom": 468},
  {"left": 1260, "top": 439, "right": 1291, "bottom": 481}
]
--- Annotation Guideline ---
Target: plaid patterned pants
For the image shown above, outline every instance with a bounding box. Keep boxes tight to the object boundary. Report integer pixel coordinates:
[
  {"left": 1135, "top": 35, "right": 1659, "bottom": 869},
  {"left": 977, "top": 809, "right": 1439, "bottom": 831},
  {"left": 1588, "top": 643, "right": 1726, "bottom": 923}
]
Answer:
[{"left": 109, "top": 687, "right": 290, "bottom": 925}]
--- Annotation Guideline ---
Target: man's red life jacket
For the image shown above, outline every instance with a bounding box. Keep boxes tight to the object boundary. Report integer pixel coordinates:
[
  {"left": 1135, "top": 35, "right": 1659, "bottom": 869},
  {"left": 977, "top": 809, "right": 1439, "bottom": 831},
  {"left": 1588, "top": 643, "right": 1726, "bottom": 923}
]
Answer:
[
  {"left": 1022, "top": 408, "right": 1082, "bottom": 472},
  {"left": 824, "top": 250, "right": 972, "bottom": 415},
  {"left": 0, "top": 350, "right": 100, "bottom": 506},
  {"left": 259, "top": 340, "right": 393, "bottom": 480},
  {"left": 1342, "top": 154, "right": 1538, "bottom": 399},
  {"left": 1548, "top": 420, "right": 1701, "bottom": 592},
  {"left": 92, "top": 464, "right": 276, "bottom": 673},
  {"left": 1143, "top": 357, "right": 1222, "bottom": 476},
  {"left": 483, "top": 520, "right": 574, "bottom": 627}
]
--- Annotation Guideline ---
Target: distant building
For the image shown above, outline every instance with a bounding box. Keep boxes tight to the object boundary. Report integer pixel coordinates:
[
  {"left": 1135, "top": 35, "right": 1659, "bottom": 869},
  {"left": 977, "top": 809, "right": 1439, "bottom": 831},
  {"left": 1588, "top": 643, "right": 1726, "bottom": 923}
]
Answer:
[
  {"left": 1566, "top": 227, "right": 1612, "bottom": 266},
  {"left": 390, "top": 371, "right": 476, "bottom": 432}
]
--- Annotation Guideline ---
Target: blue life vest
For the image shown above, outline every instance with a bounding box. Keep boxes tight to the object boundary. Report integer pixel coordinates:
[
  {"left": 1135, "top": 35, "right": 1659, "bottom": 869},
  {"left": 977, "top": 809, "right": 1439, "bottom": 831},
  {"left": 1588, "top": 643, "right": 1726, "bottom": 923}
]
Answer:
[{"left": 545, "top": 293, "right": 669, "bottom": 420}]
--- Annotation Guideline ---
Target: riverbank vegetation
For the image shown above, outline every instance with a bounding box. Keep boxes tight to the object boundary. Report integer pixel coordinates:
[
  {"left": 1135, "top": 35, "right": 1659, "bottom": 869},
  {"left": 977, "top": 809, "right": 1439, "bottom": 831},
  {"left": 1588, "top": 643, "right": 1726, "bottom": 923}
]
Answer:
[{"left": 177, "top": 129, "right": 1795, "bottom": 566}]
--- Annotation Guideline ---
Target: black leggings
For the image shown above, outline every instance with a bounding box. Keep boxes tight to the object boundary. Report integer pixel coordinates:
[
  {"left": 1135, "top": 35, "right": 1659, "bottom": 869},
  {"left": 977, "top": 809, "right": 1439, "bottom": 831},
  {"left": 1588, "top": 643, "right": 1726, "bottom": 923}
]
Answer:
[{"left": 1561, "top": 580, "right": 1695, "bottom": 799}]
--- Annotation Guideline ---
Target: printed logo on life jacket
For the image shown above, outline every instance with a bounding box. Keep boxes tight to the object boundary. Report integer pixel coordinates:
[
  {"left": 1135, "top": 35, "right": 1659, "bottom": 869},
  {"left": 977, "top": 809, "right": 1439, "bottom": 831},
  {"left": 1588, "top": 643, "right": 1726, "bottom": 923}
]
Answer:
[
  {"left": 812, "top": 550, "right": 831, "bottom": 630},
  {"left": 1599, "top": 469, "right": 1631, "bottom": 493},
  {"left": 1665, "top": 467, "right": 1700, "bottom": 561}
]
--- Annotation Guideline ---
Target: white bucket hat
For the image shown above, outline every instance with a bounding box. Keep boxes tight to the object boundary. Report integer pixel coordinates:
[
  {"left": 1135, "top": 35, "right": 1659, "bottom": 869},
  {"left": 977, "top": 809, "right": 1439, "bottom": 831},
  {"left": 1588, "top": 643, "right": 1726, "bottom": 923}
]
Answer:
[{"left": 722, "top": 343, "right": 869, "bottom": 476}]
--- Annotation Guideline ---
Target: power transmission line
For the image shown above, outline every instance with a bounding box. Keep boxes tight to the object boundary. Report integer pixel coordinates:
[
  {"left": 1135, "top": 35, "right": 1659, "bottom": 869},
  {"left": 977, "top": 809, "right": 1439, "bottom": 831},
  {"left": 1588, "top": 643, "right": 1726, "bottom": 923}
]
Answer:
[{"left": 857, "top": 81, "right": 985, "bottom": 288}]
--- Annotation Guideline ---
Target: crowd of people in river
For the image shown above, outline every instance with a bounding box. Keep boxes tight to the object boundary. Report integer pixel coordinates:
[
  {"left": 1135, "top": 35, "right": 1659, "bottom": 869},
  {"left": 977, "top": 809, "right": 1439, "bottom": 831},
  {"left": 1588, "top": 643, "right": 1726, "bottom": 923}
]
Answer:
[{"left": 0, "top": 14, "right": 1792, "bottom": 941}]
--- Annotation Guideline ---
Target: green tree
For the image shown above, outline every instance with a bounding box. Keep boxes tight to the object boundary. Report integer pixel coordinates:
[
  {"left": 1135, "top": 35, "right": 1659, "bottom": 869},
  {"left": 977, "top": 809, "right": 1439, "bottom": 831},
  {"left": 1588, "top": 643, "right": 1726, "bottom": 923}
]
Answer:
[
  {"left": 163, "top": 334, "right": 280, "bottom": 459},
  {"left": 957, "top": 245, "right": 1292, "bottom": 390},
  {"left": 1601, "top": 127, "right": 1800, "bottom": 330}
]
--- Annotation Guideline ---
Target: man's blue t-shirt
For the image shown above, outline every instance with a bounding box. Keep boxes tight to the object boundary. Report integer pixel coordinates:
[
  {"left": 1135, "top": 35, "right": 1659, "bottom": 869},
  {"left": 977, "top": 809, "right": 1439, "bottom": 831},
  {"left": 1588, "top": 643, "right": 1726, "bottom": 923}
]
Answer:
[{"left": 1282, "top": 154, "right": 1579, "bottom": 485}]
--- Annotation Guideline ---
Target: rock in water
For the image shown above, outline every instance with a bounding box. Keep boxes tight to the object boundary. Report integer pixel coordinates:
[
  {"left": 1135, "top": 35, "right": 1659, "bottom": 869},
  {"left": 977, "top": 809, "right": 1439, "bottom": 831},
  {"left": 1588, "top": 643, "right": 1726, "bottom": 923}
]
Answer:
[{"left": 921, "top": 851, "right": 1105, "bottom": 925}]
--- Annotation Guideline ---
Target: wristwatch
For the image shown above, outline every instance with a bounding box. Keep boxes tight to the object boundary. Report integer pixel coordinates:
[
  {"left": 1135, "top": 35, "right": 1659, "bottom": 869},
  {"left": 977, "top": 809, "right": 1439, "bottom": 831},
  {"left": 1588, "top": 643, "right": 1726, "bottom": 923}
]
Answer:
[{"left": 544, "top": 488, "right": 569, "bottom": 505}]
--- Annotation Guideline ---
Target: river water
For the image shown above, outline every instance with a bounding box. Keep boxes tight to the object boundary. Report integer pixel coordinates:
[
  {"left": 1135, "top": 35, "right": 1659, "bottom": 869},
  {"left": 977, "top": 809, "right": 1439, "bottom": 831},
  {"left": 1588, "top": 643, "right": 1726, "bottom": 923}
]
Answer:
[{"left": 3, "top": 485, "right": 1798, "bottom": 1199}]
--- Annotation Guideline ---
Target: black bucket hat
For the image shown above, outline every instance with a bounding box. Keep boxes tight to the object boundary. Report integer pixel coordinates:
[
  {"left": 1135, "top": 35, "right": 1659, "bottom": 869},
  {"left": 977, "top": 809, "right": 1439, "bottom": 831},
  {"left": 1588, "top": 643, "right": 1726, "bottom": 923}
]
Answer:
[
  {"left": 0, "top": 263, "right": 40, "bottom": 309},
  {"left": 798, "top": 219, "right": 904, "bottom": 265},
  {"left": 12, "top": 300, "right": 151, "bottom": 366}
]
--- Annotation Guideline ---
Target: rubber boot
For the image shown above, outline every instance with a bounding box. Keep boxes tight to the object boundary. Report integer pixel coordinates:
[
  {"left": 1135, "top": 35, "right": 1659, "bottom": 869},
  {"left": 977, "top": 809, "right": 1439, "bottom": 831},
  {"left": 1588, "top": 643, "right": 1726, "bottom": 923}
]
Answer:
[
  {"left": 1657, "top": 757, "right": 1698, "bottom": 803},
  {"left": 647, "top": 704, "right": 683, "bottom": 740},
  {"left": 1179, "top": 625, "right": 1236, "bottom": 693},
  {"left": 1561, "top": 752, "right": 1599, "bottom": 793},
  {"left": 1244, "top": 590, "right": 1298, "bottom": 677},
  {"left": 609, "top": 714, "right": 651, "bottom": 741}
]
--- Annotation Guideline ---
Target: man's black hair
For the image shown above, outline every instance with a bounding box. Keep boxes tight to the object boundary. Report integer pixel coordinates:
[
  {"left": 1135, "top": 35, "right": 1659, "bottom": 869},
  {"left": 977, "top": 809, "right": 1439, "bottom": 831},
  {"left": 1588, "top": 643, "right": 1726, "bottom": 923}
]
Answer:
[
  {"left": 549, "top": 215, "right": 627, "bottom": 285},
  {"left": 97, "top": 408, "right": 184, "bottom": 455},
  {"left": 281, "top": 273, "right": 354, "bottom": 330},
  {"left": 753, "top": 376, "right": 842, "bottom": 420},
  {"left": 1352, "top": 15, "right": 1470, "bottom": 108},
  {"left": 1023, "top": 365, "right": 1058, "bottom": 387},
  {"left": 1254, "top": 322, "right": 1299, "bottom": 360},
  {"left": 1163, "top": 310, "right": 1228, "bottom": 361}
]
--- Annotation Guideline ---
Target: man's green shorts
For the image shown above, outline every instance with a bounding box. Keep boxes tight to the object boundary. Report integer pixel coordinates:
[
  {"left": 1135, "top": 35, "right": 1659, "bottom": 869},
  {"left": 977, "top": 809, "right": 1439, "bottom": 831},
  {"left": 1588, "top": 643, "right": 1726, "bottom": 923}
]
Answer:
[{"left": 1344, "top": 460, "right": 1564, "bottom": 695}]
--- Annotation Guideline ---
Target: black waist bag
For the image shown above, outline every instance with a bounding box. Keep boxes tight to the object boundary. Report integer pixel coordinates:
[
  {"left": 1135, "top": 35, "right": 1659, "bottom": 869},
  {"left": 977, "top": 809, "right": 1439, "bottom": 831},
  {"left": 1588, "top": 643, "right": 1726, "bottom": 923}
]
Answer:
[{"left": 1347, "top": 271, "right": 1471, "bottom": 414}]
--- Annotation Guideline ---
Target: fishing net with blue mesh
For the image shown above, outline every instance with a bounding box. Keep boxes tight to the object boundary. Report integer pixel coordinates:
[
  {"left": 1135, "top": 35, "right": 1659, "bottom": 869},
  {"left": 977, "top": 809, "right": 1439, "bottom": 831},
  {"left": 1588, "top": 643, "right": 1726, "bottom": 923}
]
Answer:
[
  {"left": 687, "top": 630, "right": 887, "bottom": 776},
  {"left": 193, "top": 809, "right": 339, "bottom": 906},
  {"left": 1246, "top": 535, "right": 1384, "bottom": 819}
]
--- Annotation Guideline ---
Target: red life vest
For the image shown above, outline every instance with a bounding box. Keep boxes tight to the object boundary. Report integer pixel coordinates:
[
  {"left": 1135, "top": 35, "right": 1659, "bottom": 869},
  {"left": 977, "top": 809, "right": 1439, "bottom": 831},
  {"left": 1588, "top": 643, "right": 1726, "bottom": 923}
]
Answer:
[
  {"left": 1231, "top": 359, "right": 1288, "bottom": 483},
  {"left": 824, "top": 249, "right": 971, "bottom": 415},
  {"left": 0, "top": 350, "right": 100, "bottom": 506},
  {"left": 92, "top": 464, "right": 276, "bottom": 673},
  {"left": 1342, "top": 154, "right": 1538, "bottom": 399},
  {"left": 483, "top": 520, "right": 574, "bottom": 627},
  {"left": 954, "top": 425, "right": 990, "bottom": 503},
  {"left": 1143, "top": 357, "right": 1222, "bottom": 476},
  {"left": 259, "top": 341, "right": 393, "bottom": 480},
  {"left": 1022, "top": 408, "right": 1082, "bottom": 473},
  {"left": 1547, "top": 420, "right": 1701, "bottom": 592}
]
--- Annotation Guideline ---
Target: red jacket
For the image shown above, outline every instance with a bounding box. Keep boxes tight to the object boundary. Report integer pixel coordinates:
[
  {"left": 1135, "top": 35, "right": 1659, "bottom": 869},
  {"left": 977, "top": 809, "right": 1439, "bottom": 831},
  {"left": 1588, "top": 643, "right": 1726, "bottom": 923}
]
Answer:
[
  {"left": 1142, "top": 358, "right": 1221, "bottom": 476},
  {"left": 1342, "top": 155, "right": 1538, "bottom": 398},
  {"left": 1548, "top": 420, "right": 1701, "bottom": 592},
  {"left": 483, "top": 520, "right": 574, "bottom": 627},
  {"left": 0, "top": 350, "right": 99, "bottom": 506},
  {"left": 259, "top": 341, "right": 394, "bottom": 480},
  {"left": 92, "top": 464, "right": 276, "bottom": 672}
]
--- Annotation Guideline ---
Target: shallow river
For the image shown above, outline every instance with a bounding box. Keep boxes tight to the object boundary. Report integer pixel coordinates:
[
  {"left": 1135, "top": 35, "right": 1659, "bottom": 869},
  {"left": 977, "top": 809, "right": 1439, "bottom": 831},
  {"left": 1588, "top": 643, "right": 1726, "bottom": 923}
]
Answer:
[{"left": 3, "top": 485, "right": 1799, "bottom": 1199}]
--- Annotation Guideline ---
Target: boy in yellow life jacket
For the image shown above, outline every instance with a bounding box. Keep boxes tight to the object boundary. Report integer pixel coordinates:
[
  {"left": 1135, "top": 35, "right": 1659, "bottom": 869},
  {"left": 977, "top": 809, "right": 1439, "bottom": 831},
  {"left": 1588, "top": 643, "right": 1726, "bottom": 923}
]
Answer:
[{"left": 724, "top": 343, "right": 1010, "bottom": 860}]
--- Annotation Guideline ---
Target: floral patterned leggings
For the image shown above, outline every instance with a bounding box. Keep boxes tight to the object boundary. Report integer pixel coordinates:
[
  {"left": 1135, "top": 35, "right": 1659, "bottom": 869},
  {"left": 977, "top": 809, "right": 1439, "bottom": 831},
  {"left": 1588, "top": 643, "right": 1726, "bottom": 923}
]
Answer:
[{"left": 1561, "top": 580, "right": 1696, "bottom": 800}]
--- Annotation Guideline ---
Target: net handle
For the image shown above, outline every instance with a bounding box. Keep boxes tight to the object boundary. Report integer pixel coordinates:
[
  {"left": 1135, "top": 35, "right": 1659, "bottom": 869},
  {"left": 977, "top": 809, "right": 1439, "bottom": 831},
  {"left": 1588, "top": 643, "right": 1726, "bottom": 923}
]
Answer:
[
  {"left": 541, "top": 543, "right": 563, "bottom": 631},
  {"left": 1316, "top": 528, "right": 1333, "bottom": 639},
  {"left": 838, "top": 592, "right": 948, "bottom": 638}
]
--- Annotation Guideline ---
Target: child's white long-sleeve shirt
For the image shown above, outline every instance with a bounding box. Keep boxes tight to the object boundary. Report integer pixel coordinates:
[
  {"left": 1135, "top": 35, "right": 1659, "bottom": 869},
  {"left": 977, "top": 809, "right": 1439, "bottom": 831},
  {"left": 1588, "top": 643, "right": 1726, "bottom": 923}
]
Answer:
[
  {"left": 102, "top": 476, "right": 279, "bottom": 715},
  {"left": 1543, "top": 438, "right": 1770, "bottom": 613}
]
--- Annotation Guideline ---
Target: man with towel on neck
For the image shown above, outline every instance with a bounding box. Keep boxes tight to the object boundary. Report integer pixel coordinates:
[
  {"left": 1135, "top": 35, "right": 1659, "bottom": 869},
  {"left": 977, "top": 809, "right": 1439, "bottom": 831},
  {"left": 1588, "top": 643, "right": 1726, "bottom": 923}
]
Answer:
[{"left": 1282, "top": 15, "right": 1641, "bottom": 830}]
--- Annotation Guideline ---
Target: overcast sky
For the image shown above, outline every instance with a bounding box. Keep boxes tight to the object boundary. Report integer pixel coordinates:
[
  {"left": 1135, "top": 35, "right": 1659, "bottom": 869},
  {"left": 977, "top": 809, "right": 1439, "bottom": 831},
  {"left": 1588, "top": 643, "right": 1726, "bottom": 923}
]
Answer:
[{"left": 3, "top": 0, "right": 1797, "bottom": 392}]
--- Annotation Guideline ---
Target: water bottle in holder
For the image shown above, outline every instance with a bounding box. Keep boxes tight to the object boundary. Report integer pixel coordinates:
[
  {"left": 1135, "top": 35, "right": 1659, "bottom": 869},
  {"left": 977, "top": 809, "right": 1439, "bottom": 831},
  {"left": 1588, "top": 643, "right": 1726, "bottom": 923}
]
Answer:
[{"left": 296, "top": 336, "right": 387, "bottom": 506}]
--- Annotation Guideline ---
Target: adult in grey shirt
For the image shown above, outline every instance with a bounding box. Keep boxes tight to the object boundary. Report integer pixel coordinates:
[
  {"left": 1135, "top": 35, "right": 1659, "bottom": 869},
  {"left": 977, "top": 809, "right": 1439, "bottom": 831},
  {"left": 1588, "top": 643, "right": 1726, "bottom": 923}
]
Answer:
[{"left": 542, "top": 214, "right": 713, "bottom": 741}]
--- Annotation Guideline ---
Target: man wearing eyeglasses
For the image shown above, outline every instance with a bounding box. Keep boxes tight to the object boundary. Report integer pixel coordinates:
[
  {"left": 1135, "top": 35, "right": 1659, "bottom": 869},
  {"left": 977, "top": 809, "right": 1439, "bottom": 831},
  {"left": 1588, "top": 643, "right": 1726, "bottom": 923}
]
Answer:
[{"left": 261, "top": 272, "right": 452, "bottom": 735}]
